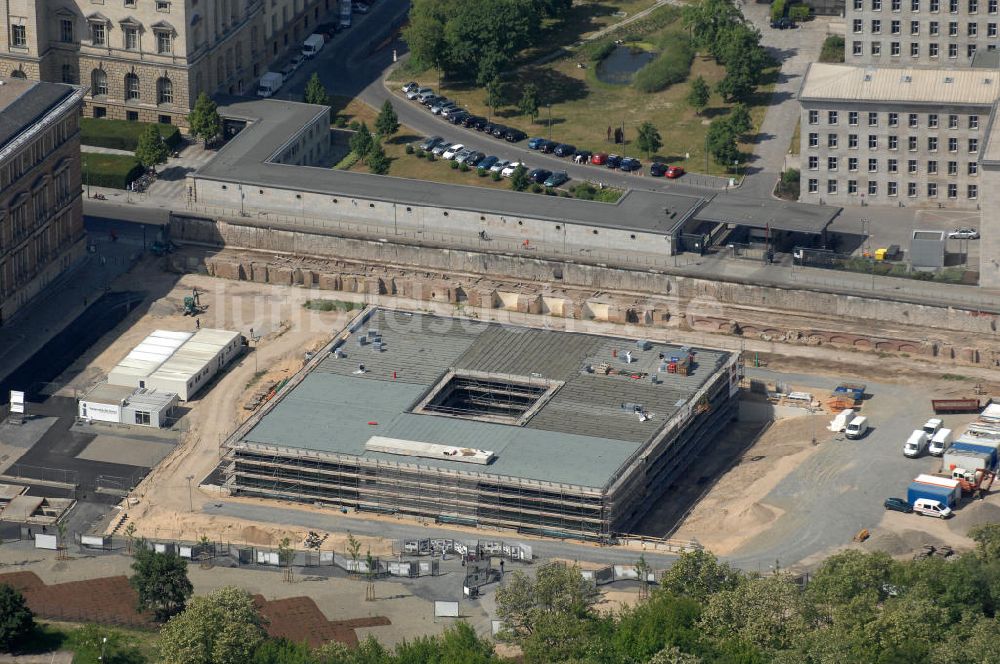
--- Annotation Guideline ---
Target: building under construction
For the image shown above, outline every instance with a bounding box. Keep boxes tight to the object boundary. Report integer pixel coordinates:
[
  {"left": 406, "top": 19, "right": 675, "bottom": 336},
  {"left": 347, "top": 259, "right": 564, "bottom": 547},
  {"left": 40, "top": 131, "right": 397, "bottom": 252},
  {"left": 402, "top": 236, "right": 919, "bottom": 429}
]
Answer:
[{"left": 222, "top": 309, "right": 741, "bottom": 541}]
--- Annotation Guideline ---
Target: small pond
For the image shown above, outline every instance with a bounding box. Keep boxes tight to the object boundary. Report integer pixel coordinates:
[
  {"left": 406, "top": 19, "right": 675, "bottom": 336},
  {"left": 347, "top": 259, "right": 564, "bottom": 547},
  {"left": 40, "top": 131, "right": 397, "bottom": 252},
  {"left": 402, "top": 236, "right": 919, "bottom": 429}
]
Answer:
[{"left": 595, "top": 45, "right": 657, "bottom": 85}]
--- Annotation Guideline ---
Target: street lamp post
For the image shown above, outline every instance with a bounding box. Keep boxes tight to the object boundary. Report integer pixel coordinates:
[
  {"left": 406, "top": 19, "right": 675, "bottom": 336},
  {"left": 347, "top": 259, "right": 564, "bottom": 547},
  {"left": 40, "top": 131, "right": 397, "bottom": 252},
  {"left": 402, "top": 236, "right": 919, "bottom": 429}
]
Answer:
[
  {"left": 186, "top": 475, "right": 194, "bottom": 512},
  {"left": 547, "top": 104, "right": 552, "bottom": 141}
]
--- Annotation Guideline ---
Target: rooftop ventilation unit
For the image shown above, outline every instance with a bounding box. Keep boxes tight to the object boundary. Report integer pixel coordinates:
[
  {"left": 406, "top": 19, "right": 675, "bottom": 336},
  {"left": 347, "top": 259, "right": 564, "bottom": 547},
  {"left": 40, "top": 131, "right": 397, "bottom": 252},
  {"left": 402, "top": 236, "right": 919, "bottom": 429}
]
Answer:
[
  {"left": 944, "top": 76, "right": 954, "bottom": 83},
  {"left": 864, "top": 73, "right": 873, "bottom": 81},
  {"left": 901, "top": 75, "right": 912, "bottom": 83},
  {"left": 986, "top": 78, "right": 994, "bottom": 84}
]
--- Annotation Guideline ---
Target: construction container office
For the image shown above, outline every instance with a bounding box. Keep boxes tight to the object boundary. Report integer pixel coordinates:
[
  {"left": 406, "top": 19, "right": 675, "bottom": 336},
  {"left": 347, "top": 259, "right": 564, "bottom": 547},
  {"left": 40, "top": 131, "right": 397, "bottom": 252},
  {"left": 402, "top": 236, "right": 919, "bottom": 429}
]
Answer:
[
  {"left": 107, "top": 328, "right": 243, "bottom": 400},
  {"left": 221, "top": 309, "right": 741, "bottom": 542},
  {"left": 78, "top": 382, "right": 178, "bottom": 428}
]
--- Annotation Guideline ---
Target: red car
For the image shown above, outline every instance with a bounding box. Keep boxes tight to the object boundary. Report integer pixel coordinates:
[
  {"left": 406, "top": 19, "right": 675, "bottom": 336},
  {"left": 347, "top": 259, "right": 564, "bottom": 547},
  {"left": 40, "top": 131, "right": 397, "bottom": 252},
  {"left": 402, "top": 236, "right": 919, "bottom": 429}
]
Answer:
[
  {"left": 590, "top": 152, "right": 608, "bottom": 165},
  {"left": 665, "top": 165, "right": 685, "bottom": 179}
]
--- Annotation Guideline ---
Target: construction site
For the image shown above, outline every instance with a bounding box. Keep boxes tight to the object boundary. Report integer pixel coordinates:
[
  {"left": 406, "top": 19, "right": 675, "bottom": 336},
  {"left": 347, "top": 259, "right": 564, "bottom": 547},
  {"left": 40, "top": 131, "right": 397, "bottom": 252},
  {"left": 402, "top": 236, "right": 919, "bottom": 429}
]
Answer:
[{"left": 219, "top": 308, "right": 741, "bottom": 541}]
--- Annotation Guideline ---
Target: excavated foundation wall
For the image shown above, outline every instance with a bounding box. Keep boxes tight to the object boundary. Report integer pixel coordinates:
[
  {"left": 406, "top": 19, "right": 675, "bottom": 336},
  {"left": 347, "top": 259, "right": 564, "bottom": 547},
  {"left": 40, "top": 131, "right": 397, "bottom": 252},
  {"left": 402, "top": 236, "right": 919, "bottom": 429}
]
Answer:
[{"left": 169, "top": 215, "right": 1000, "bottom": 369}]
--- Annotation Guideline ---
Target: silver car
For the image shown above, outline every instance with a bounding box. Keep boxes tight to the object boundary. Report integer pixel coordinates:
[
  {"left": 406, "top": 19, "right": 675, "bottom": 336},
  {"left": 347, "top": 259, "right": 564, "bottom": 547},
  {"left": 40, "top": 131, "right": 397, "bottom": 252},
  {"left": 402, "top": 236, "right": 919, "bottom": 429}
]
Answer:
[
  {"left": 490, "top": 159, "right": 510, "bottom": 173},
  {"left": 431, "top": 101, "right": 456, "bottom": 115},
  {"left": 454, "top": 149, "right": 475, "bottom": 164},
  {"left": 430, "top": 142, "right": 452, "bottom": 157}
]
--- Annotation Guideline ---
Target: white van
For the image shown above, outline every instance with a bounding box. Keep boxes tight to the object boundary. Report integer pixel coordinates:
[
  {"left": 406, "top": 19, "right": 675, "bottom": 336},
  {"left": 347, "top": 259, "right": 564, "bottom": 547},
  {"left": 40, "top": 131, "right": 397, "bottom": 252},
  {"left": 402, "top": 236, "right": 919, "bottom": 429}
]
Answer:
[
  {"left": 903, "top": 430, "right": 929, "bottom": 457},
  {"left": 922, "top": 418, "right": 943, "bottom": 436},
  {"left": 928, "top": 428, "right": 953, "bottom": 456},
  {"left": 302, "top": 33, "right": 325, "bottom": 58},
  {"left": 912, "top": 498, "right": 952, "bottom": 518},
  {"left": 844, "top": 416, "right": 869, "bottom": 440}
]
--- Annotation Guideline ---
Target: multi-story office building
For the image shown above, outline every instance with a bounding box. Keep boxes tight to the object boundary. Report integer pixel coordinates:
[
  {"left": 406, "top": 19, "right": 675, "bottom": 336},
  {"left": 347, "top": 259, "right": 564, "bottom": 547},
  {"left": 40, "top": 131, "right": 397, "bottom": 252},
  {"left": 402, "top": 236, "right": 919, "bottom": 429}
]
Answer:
[
  {"left": 846, "top": 0, "right": 1000, "bottom": 67},
  {"left": 0, "top": 0, "right": 330, "bottom": 126},
  {"left": 0, "top": 77, "right": 87, "bottom": 324},
  {"left": 798, "top": 63, "right": 997, "bottom": 208}
]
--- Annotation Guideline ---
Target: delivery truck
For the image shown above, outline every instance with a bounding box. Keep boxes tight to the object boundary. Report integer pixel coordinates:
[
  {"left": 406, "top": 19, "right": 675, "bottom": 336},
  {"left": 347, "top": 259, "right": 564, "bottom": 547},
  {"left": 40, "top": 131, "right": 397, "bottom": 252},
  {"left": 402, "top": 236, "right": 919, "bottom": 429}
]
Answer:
[
  {"left": 907, "top": 481, "right": 958, "bottom": 509},
  {"left": 302, "top": 33, "right": 325, "bottom": 58},
  {"left": 256, "top": 71, "right": 283, "bottom": 97}
]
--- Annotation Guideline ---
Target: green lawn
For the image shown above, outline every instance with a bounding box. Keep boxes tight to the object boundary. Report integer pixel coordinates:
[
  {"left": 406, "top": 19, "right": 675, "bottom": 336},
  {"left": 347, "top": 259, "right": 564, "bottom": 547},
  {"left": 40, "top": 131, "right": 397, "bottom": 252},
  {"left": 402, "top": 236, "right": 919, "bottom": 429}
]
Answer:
[
  {"left": 80, "top": 118, "right": 181, "bottom": 151},
  {"left": 391, "top": 9, "right": 776, "bottom": 176},
  {"left": 82, "top": 153, "right": 144, "bottom": 189}
]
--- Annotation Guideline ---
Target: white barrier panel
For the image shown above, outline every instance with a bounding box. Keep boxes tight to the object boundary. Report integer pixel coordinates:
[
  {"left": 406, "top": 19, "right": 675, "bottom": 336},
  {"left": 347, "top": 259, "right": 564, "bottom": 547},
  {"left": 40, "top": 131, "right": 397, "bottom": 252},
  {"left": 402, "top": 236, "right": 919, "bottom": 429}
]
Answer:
[
  {"left": 256, "top": 551, "right": 279, "bottom": 565},
  {"left": 10, "top": 391, "right": 24, "bottom": 414},
  {"left": 81, "top": 535, "right": 105, "bottom": 547},
  {"left": 154, "top": 543, "right": 167, "bottom": 554},
  {"left": 179, "top": 546, "right": 193, "bottom": 559},
  {"left": 580, "top": 570, "right": 595, "bottom": 581},
  {"left": 35, "top": 534, "right": 57, "bottom": 550},
  {"left": 434, "top": 601, "right": 459, "bottom": 618},
  {"left": 614, "top": 565, "right": 639, "bottom": 580},
  {"left": 319, "top": 551, "right": 334, "bottom": 564},
  {"left": 491, "top": 620, "right": 503, "bottom": 636}
]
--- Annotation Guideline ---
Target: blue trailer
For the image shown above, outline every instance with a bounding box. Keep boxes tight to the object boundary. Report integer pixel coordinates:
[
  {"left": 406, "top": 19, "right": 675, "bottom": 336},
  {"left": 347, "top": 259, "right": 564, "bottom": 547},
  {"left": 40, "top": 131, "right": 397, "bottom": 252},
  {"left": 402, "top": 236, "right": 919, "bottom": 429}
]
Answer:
[
  {"left": 834, "top": 383, "right": 866, "bottom": 400},
  {"left": 950, "top": 442, "right": 998, "bottom": 469},
  {"left": 907, "top": 482, "right": 958, "bottom": 509}
]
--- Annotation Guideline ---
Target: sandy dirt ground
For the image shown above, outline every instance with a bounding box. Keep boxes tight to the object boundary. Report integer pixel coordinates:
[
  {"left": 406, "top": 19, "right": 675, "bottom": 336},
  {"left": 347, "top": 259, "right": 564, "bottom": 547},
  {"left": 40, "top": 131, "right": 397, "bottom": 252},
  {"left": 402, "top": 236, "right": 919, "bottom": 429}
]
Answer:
[{"left": 672, "top": 413, "right": 831, "bottom": 556}]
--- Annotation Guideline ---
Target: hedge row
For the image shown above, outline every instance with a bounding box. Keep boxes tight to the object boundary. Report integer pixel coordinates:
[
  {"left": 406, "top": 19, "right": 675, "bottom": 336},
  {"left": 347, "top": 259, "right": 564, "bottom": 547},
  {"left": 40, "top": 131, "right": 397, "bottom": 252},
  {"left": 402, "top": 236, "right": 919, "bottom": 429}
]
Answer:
[
  {"left": 82, "top": 153, "right": 144, "bottom": 189},
  {"left": 80, "top": 118, "right": 182, "bottom": 151},
  {"left": 633, "top": 33, "right": 694, "bottom": 93}
]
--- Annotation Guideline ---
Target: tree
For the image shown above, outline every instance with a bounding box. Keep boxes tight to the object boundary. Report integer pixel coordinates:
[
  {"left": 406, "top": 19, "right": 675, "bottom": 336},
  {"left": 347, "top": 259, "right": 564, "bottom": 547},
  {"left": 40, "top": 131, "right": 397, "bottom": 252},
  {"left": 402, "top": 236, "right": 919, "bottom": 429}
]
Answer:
[
  {"left": 278, "top": 537, "right": 294, "bottom": 583},
  {"left": 484, "top": 76, "right": 503, "bottom": 117},
  {"left": 0, "top": 584, "right": 34, "bottom": 653},
  {"left": 346, "top": 532, "right": 362, "bottom": 573},
  {"left": 495, "top": 562, "right": 598, "bottom": 641},
  {"left": 348, "top": 123, "right": 374, "bottom": 160},
  {"left": 375, "top": 99, "right": 400, "bottom": 138},
  {"left": 135, "top": 124, "right": 169, "bottom": 170},
  {"left": 700, "top": 574, "right": 808, "bottom": 653},
  {"left": 509, "top": 164, "right": 530, "bottom": 192},
  {"left": 706, "top": 117, "right": 740, "bottom": 168},
  {"left": 687, "top": 76, "right": 710, "bottom": 115},
  {"left": 158, "top": 586, "right": 266, "bottom": 664},
  {"left": 727, "top": 102, "right": 753, "bottom": 138},
  {"left": 635, "top": 121, "right": 663, "bottom": 158},
  {"left": 250, "top": 637, "right": 314, "bottom": 664},
  {"left": 303, "top": 73, "right": 330, "bottom": 105},
  {"left": 129, "top": 545, "right": 193, "bottom": 621},
  {"left": 366, "top": 144, "right": 390, "bottom": 175},
  {"left": 518, "top": 83, "right": 540, "bottom": 123},
  {"left": 187, "top": 92, "right": 222, "bottom": 147},
  {"left": 660, "top": 550, "right": 742, "bottom": 604},
  {"left": 682, "top": 0, "right": 743, "bottom": 52},
  {"left": 969, "top": 523, "right": 1000, "bottom": 560}
]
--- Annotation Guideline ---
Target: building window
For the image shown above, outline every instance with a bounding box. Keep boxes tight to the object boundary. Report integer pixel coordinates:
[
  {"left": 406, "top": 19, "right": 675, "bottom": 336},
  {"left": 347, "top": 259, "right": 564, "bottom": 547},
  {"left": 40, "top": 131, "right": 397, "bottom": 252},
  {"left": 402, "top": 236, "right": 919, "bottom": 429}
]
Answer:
[
  {"left": 928, "top": 136, "right": 939, "bottom": 151},
  {"left": 889, "top": 158, "right": 898, "bottom": 173},
  {"left": 855, "top": 0, "right": 864, "bottom": 8},
  {"left": 808, "top": 178, "right": 818, "bottom": 193},
  {"left": 868, "top": 112, "right": 879, "bottom": 126},
  {"left": 949, "top": 43, "right": 958, "bottom": 57},
  {"left": 968, "top": 184, "right": 978, "bottom": 198},
  {"left": 888, "top": 112, "right": 899, "bottom": 127},
  {"left": 908, "top": 182, "right": 918, "bottom": 196},
  {"left": 891, "top": 41, "right": 901, "bottom": 55},
  {"left": 874, "top": 0, "right": 883, "bottom": 9},
  {"left": 969, "top": 22, "right": 979, "bottom": 35},
  {"left": 828, "top": 156, "right": 839, "bottom": 170},
  {"left": 972, "top": 0, "right": 980, "bottom": 10},
  {"left": 873, "top": 40, "right": 883, "bottom": 55},
  {"left": 93, "top": 106, "right": 106, "bottom": 118},
  {"left": 913, "top": 0, "right": 921, "bottom": 8},
  {"left": 911, "top": 42, "right": 920, "bottom": 56},
  {"left": 869, "top": 158, "right": 879, "bottom": 172},
  {"left": 931, "top": 0, "right": 940, "bottom": 9},
  {"left": 992, "top": 0, "right": 999, "bottom": 12},
  {"left": 60, "top": 19, "right": 74, "bottom": 43},
  {"left": 909, "top": 136, "right": 918, "bottom": 150},
  {"left": 126, "top": 0, "right": 137, "bottom": 6},
  {"left": 124, "top": 26, "right": 138, "bottom": 50},
  {"left": 991, "top": 22, "right": 998, "bottom": 36},
  {"left": 135, "top": 411, "right": 151, "bottom": 425},
  {"left": 156, "top": 1, "right": 171, "bottom": 12},
  {"left": 126, "top": 110, "right": 139, "bottom": 121},
  {"left": 911, "top": 20, "right": 920, "bottom": 34},
  {"left": 848, "top": 180, "right": 858, "bottom": 194},
  {"left": 91, "top": 22, "right": 106, "bottom": 46},
  {"left": 948, "top": 160, "right": 958, "bottom": 174},
  {"left": 873, "top": 19, "right": 883, "bottom": 32},
  {"left": 948, "top": 183, "right": 958, "bottom": 198},
  {"left": 854, "top": 19, "right": 864, "bottom": 32},
  {"left": 969, "top": 161, "right": 979, "bottom": 174},
  {"left": 849, "top": 156, "right": 859, "bottom": 171},
  {"left": 949, "top": 114, "right": 959, "bottom": 129},
  {"left": 853, "top": 40, "right": 864, "bottom": 55},
  {"left": 930, "top": 21, "right": 940, "bottom": 35},
  {"left": 969, "top": 138, "right": 979, "bottom": 152},
  {"left": 868, "top": 181, "right": 878, "bottom": 195},
  {"left": 888, "top": 135, "right": 898, "bottom": 149},
  {"left": 969, "top": 44, "right": 978, "bottom": 57},
  {"left": 909, "top": 113, "right": 919, "bottom": 127},
  {"left": 808, "top": 110, "right": 819, "bottom": 124},
  {"left": 910, "top": 159, "right": 920, "bottom": 173},
  {"left": 928, "top": 159, "right": 938, "bottom": 173},
  {"left": 156, "top": 30, "right": 173, "bottom": 54},
  {"left": 893, "top": 0, "right": 902, "bottom": 8},
  {"left": 125, "top": 72, "right": 140, "bottom": 101},
  {"left": 828, "top": 111, "right": 839, "bottom": 124},
  {"left": 949, "top": 137, "right": 958, "bottom": 151},
  {"left": 892, "top": 19, "right": 901, "bottom": 34},
  {"left": 849, "top": 111, "right": 859, "bottom": 126},
  {"left": 157, "top": 77, "right": 173, "bottom": 104},
  {"left": 829, "top": 134, "right": 839, "bottom": 148},
  {"left": 950, "top": 0, "right": 959, "bottom": 10},
  {"left": 869, "top": 135, "right": 879, "bottom": 148},
  {"left": 928, "top": 182, "right": 938, "bottom": 196},
  {"left": 809, "top": 132, "right": 819, "bottom": 147},
  {"left": 809, "top": 156, "right": 819, "bottom": 169},
  {"left": 91, "top": 69, "right": 107, "bottom": 96},
  {"left": 61, "top": 64, "right": 75, "bottom": 84},
  {"left": 849, "top": 134, "right": 859, "bottom": 148},
  {"left": 11, "top": 24, "right": 26, "bottom": 48},
  {"left": 888, "top": 182, "right": 898, "bottom": 196},
  {"left": 929, "top": 113, "right": 939, "bottom": 127},
  {"left": 828, "top": 179, "right": 838, "bottom": 194}
]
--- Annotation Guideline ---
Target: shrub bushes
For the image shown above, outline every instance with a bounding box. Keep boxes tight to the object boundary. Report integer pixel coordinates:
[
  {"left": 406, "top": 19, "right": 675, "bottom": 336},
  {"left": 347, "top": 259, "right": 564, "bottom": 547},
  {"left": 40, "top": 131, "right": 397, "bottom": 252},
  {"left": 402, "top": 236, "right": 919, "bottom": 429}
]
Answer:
[
  {"left": 449, "top": 160, "right": 459, "bottom": 169},
  {"left": 333, "top": 116, "right": 347, "bottom": 128},
  {"left": 633, "top": 33, "right": 694, "bottom": 93},
  {"left": 820, "top": 35, "right": 845, "bottom": 63},
  {"left": 405, "top": 144, "right": 415, "bottom": 154},
  {"left": 427, "top": 153, "right": 436, "bottom": 162},
  {"left": 491, "top": 170, "right": 501, "bottom": 181},
  {"left": 415, "top": 149, "right": 426, "bottom": 158},
  {"left": 477, "top": 167, "right": 488, "bottom": 177},
  {"left": 771, "top": 0, "right": 788, "bottom": 21},
  {"left": 788, "top": 4, "right": 811, "bottom": 21},
  {"left": 80, "top": 118, "right": 181, "bottom": 151},
  {"left": 82, "top": 153, "right": 144, "bottom": 189},
  {"left": 459, "top": 162, "right": 469, "bottom": 172}
]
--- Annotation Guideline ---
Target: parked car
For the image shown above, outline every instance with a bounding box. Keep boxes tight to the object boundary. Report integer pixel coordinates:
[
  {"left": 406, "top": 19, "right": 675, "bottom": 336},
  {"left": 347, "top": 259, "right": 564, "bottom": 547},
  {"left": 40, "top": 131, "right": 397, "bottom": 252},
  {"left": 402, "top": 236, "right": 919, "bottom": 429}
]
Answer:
[
  {"left": 504, "top": 128, "right": 527, "bottom": 142},
  {"left": 574, "top": 150, "right": 592, "bottom": 164},
  {"left": 539, "top": 140, "right": 557, "bottom": 153},
  {"left": 442, "top": 144, "right": 465, "bottom": 160},
  {"left": 665, "top": 165, "right": 685, "bottom": 179},
  {"left": 590, "top": 152, "right": 608, "bottom": 165},
  {"left": 528, "top": 168, "right": 552, "bottom": 184},
  {"left": 447, "top": 111, "right": 469, "bottom": 124},
  {"left": 620, "top": 157, "right": 642, "bottom": 172},
  {"left": 421, "top": 95, "right": 443, "bottom": 107},
  {"left": 770, "top": 17, "right": 795, "bottom": 29},
  {"left": 316, "top": 22, "right": 340, "bottom": 38},
  {"left": 913, "top": 498, "right": 953, "bottom": 518},
  {"left": 290, "top": 54, "right": 306, "bottom": 71},
  {"left": 528, "top": 137, "right": 547, "bottom": 150},
  {"left": 606, "top": 154, "right": 622, "bottom": 169},
  {"left": 650, "top": 162, "right": 667, "bottom": 177},
  {"left": 948, "top": 228, "right": 980, "bottom": 239},
  {"left": 417, "top": 90, "right": 437, "bottom": 103},
  {"left": 352, "top": 2, "right": 370, "bottom": 13},
  {"left": 402, "top": 82, "right": 419, "bottom": 93},
  {"left": 409, "top": 87, "right": 432, "bottom": 100},
  {"left": 544, "top": 171, "right": 569, "bottom": 187},
  {"left": 553, "top": 144, "right": 576, "bottom": 157},
  {"left": 462, "top": 115, "right": 482, "bottom": 128},
  {"left": 430, "top": 142, "right": 452, "bottom": 156},
  {"left": 466, "top": 152, "right": 486, "bottom": 167},
  {"left": 453, "top": 148, "right": 474, "bottom": 163},
  {"left": 491, "top": 125, "right": 509, "bottom": 138},
  {"left": 431, "top": 101, "right": 456, "bottom": 115},
  {"left": 884, "top": 497, "right": 913, "bottom": 513},
  {"left": 419, "top": 136, "right": 444, "bottom": 151},
  {"left": 482, "top": 121, "right": 499, "bottom": 135},
  {"left": 490, "top": 159, "right": 510, "bottom": 173},
  {"left": 280, "top": 63, "right": 297, "bottom": 78},
  {"left": 501, "top": 161, "right": 524, "bottom": 177},
  {"left": 479, "top": 156, "right": 499, "bottom": 170}
]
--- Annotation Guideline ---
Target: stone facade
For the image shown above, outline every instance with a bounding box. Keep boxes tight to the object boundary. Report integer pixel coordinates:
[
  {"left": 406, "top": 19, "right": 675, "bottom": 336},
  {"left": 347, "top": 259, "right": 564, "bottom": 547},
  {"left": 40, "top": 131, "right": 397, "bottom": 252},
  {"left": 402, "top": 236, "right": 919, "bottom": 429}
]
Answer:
[
  {"left": 0, "top": 0, "right": 329, "bottom": 127},
  {"left": 0, "top": 78, "right": 87, "bottom": 324},
  {"left": 847, "top": 0, "right": 1000, "bottom": 67},
  {"left": 798, "top": 100, "right": 989, "bottom": 207}
]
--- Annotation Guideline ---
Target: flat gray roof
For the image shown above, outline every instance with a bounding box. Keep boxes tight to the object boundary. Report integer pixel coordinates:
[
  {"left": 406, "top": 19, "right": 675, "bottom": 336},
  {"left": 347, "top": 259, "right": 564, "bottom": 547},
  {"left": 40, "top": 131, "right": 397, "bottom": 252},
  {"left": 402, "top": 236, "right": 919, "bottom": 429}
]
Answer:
[
  {"left": 0, "top": 78, "right": 75, "bottom": 153},
  {"left": 697, "top": 196, "right": 840, "bottom": 234},
  {"left": 239, "top": 310, "right": 731, "bottom": 489}
]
